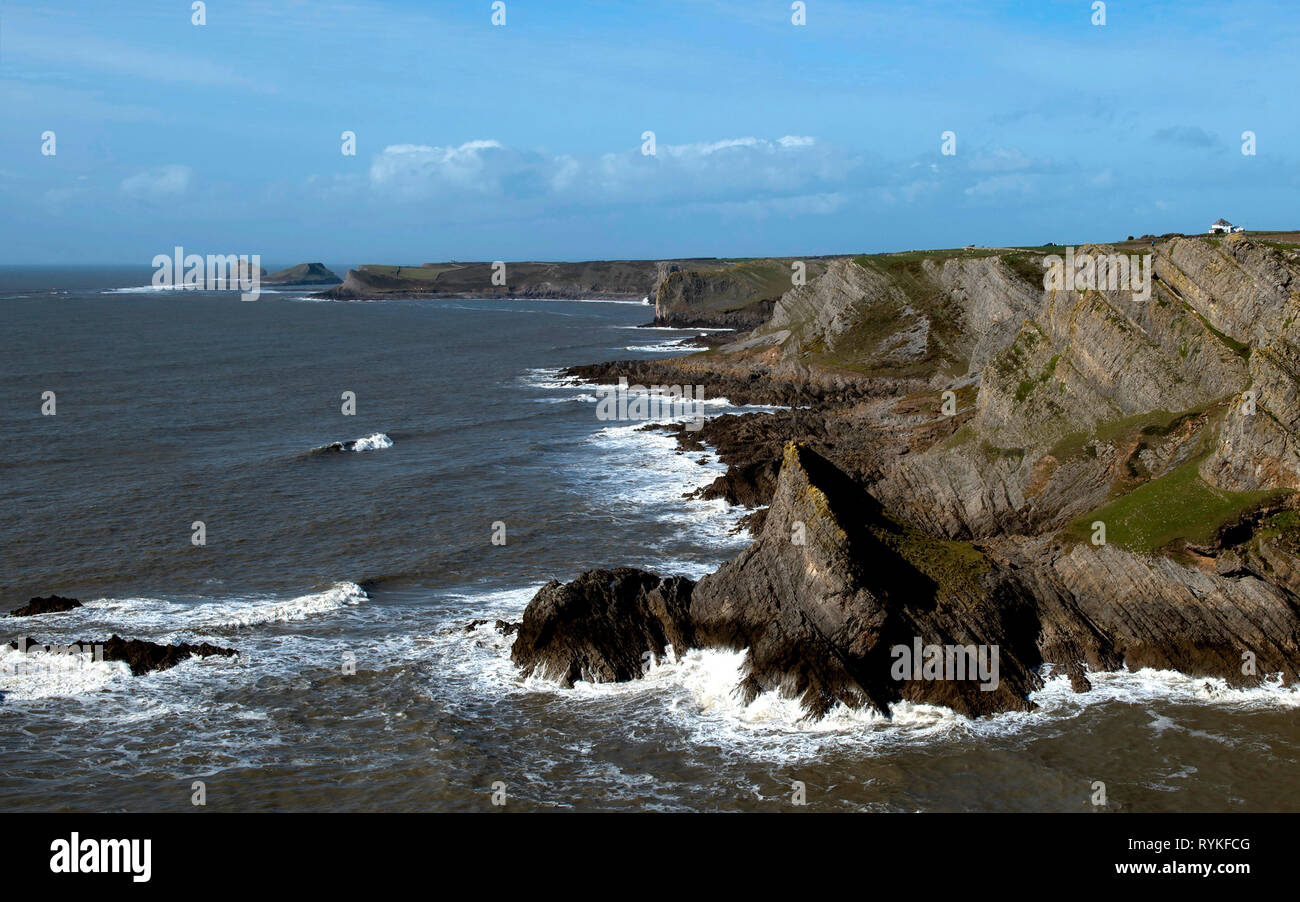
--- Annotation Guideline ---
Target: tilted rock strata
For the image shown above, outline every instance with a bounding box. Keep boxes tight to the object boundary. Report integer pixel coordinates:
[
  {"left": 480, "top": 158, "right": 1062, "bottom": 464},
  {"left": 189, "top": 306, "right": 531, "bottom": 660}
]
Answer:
[{"left": 513, "top": 444, "right": 1300, "bottom": 718}]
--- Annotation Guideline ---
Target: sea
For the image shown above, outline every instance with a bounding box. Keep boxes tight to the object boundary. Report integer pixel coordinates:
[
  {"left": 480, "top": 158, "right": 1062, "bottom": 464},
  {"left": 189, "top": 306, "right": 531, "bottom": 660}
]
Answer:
[{"left": 1, "top": 266, "right": 1297, "bottom": 812}]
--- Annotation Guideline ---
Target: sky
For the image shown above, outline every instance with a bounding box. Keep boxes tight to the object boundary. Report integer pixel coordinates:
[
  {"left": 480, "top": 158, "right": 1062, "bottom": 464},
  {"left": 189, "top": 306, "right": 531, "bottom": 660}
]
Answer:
[{"left": 1, "top": 0, "right": 1297, "bottom": 264}]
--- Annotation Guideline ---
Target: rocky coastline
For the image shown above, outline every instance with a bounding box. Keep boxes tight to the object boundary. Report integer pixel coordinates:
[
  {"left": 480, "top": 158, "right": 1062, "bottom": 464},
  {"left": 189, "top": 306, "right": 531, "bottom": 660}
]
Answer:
[{"left": 513, "top": 233, "right": 1300, "bottom": 718}]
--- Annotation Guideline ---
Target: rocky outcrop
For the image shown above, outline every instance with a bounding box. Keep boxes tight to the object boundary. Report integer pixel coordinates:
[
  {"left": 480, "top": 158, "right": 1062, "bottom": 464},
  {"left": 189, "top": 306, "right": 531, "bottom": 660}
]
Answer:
[
  {"left": 687, "top": 443, "right": 1043, "bottom": 717},
  {"left": 465, "top": 618, "right": 519, "bottom": 636},
  {"left": 10, "top": 596, "right": 83, "bottom": 617},
  {"left": 8, "top": 635, "right": 238, "bottom": 675},
  {"left": 264, "top": 263, "right": 341, "bottom": 285},
  {"left": 512, "top": 444, "right": 1300, "bottom": 717},
  {"left": 511, "top": 568, "right": 695, "bottom": 685},
  {"left": 538, "top": 234, "right": 1300, "bottom": 719}
]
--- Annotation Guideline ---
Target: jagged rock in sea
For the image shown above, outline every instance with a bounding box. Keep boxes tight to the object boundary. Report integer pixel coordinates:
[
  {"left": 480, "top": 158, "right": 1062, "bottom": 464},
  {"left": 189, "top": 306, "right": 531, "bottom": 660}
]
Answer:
[
  {"left": 687, "top": 442, "right": 1043, "bottom": 718},
  {"left": 511, "top": 568, "right": 695, "bottom": 686},
  {"left": 9, "top": 595, "right": 83, "bottom": 617},
  {"left": 8, "top": 634, "right": 238, "bottom": 676}
]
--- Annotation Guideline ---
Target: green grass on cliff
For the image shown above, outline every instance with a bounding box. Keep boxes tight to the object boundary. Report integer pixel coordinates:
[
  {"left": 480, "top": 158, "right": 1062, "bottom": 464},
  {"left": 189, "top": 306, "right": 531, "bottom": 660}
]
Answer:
[
  {"left": 1253, "top": 509, "right": 1300, "bottom": 549},
  {"left": 357, "top": 264, "right": 468, "bottom": 282},
  {"left": 1048, "top": 407, "right": 1202, "bottom": 463},
  {"left": 1066, "top": 457, "right": 1284, "bottom": 553},
  {"left": 868, "top": 514, "right": 991, "bottom": 598}
]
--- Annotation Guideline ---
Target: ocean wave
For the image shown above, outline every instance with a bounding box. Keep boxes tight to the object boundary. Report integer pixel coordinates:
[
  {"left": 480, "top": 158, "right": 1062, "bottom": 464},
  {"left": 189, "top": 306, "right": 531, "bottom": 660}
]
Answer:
[
  {"left": 0, "top": 643, "right": 132, "bottom": 700},
  {"left": 518, "top": 367, "right": 582, "bottom": 391},
  {"left": 183, "top": 581, "right": 368, "bottom": 629},
  {"left": 533, "top": 393, "right": 601, "bottom": 404},
  {"left": 16, "top": 581, "right": 369, "bottom": 639},
  {"left": 506, "top": 646, "right": 1300, "bottom": 762},
  {"left": 308, "top": 432, "right": 394, "bottom": 454},
  {"left": 624, "top": 338, "right": 699, "bottom": 353},
  {"left": 351, "top": 432, "right": 393, "bottom": 452},
  {"left": 614, "top": 325, "right": 736, "bottom": 332},
  {"left": 100, "top": 285, "right": 291, "bottom": 295}
]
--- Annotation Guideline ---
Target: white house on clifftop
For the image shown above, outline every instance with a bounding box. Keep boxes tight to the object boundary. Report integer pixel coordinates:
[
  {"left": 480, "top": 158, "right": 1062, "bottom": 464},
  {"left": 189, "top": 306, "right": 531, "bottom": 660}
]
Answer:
[{"left": 1209, "top": 218, "right": 1245, "bottom": 234}]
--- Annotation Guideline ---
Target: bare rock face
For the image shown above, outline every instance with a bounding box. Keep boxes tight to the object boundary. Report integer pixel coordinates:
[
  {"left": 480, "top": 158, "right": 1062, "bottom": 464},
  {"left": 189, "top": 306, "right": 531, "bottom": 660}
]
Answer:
[
  {"left": 541, "top": 235, "right": 1300, "bottom": 721},
  {"left": 926, "top": 255, "right": 1042, "bottom": 373},
  {"left": 1022, "top": 543, "right": 1300, "bottom": 687},
  {"left": 513, "top": 445, "right": 1044, "bottom": 718},
  {"left": 754, "top": 258, "right": 900, "bottom": 355},
  {"left": 510, "top": 568, "right": 696, "bottom": 686},
  {"left": 690, "top": 442, "right": 1043, "bottom": 718}
]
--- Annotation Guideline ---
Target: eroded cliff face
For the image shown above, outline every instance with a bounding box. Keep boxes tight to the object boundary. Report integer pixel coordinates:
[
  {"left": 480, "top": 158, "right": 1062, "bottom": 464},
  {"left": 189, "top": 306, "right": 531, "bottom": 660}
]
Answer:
[
  {"left": 519, "top": 234, "right": 1300, "bottom": 718},
  {"left": 652, "top": 258, "right": 832, "bottom": 328},
  {"left": 858, "top": 236, "right": 1300, "bottom": 541},
  {"left": 512, "top": 444, "right": 1300, "bottom": 718}
]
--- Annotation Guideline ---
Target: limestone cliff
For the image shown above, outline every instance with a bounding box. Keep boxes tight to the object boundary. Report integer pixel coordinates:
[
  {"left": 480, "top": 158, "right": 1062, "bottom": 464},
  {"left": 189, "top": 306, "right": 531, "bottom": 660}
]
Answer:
[{"left": 530, "top": 233, "right": 1300, "bottom": 718}]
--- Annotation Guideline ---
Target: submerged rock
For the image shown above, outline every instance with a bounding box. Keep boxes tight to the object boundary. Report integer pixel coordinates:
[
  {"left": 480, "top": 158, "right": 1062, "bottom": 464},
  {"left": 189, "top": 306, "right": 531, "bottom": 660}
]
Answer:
[
  {"left": 465, "top": 618, "right": 519, "bottom": 636},
  {"left": 8, "top": 634, "right": 238, "bottom": 675},
  {"left": 9, "top": 596, "right": 83, "bottom": 617}
]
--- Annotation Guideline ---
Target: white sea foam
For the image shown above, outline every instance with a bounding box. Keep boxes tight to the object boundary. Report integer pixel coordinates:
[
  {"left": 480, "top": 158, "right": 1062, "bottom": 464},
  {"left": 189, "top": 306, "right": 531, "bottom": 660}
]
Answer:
[
  {"left": 28, "top": 581, "right": 369, "bottom": 636},
  {"left": 624, "top": 338, "right": 697, "bottom": 353},
  {"left": 1028, "top": 663, "right": 1300, "bottom": 713},
  {"left": 447, "top": 601, "right": 1300, "bottom": 763},
  {"left": 184, "top": 581, "right": 368, "bottom": 629},
  {"left": 101, "top": 286, "right": 290, "bottom": 295},
  {"left": 614, "top": 325, "right": 735, "bottom": 332},
  {"left": 541, "top": 648, "right": 1300, "bottom": 759},
  {"left": 0, "top": 643, "right": 131, "bottom": 700},
  {"left": 519, "top": 367, "right": 581, "bottom": 390},
  {"left": 351, "top": 432, "right": 393, "bottom": 452},
  {"left": 581, "top": 423, "right": 749, "bottom": 571}
]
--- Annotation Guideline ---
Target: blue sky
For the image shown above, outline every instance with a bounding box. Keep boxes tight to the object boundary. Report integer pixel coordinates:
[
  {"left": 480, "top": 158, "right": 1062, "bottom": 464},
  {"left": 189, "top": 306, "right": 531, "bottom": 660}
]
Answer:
[{"left": 1, "top": 0, "right": 1297, "bottom": 264}]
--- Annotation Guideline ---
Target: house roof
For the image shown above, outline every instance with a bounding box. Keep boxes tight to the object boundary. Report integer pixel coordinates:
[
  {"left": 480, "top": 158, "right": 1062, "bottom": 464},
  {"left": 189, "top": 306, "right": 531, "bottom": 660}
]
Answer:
[{"left": 1212, "top": 218, "right": 1232, "bottom": 226}]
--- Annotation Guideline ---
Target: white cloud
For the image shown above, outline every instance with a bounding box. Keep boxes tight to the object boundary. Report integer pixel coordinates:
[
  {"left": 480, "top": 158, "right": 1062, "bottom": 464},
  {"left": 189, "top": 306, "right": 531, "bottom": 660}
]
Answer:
[
  {"left": 365, "top": 135, "right": 858, "bottom": 208},
  {"left": 705, "top": 192, "right": 849, "bottom": 219},
  {"left": 968, "top": 147, "right": 1033, "bottom": 173},
  {"left": 121, "top": 165, "right": 192, "bottom": 200},
  {"left": 964, "top": 173, "right": 1036, "bottom": 198}
]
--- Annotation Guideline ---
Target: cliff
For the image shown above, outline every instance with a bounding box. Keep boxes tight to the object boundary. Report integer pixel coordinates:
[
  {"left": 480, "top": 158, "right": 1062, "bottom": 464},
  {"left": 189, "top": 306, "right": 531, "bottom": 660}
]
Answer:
[
  {"left": 323, "top": 260, "right": 675, "bottom": 301},
  {"left": 319, "top": 256, "right": 841, "bottom": 330},
  {"left": 513, "top": 443, "right": 1300, "bottom": 718},
  {"left": 652, "top": 258, "right": 834, "bottom": 328},
  {"left": 521, "top": 233, "right": 1300, "bottom": 718}
]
